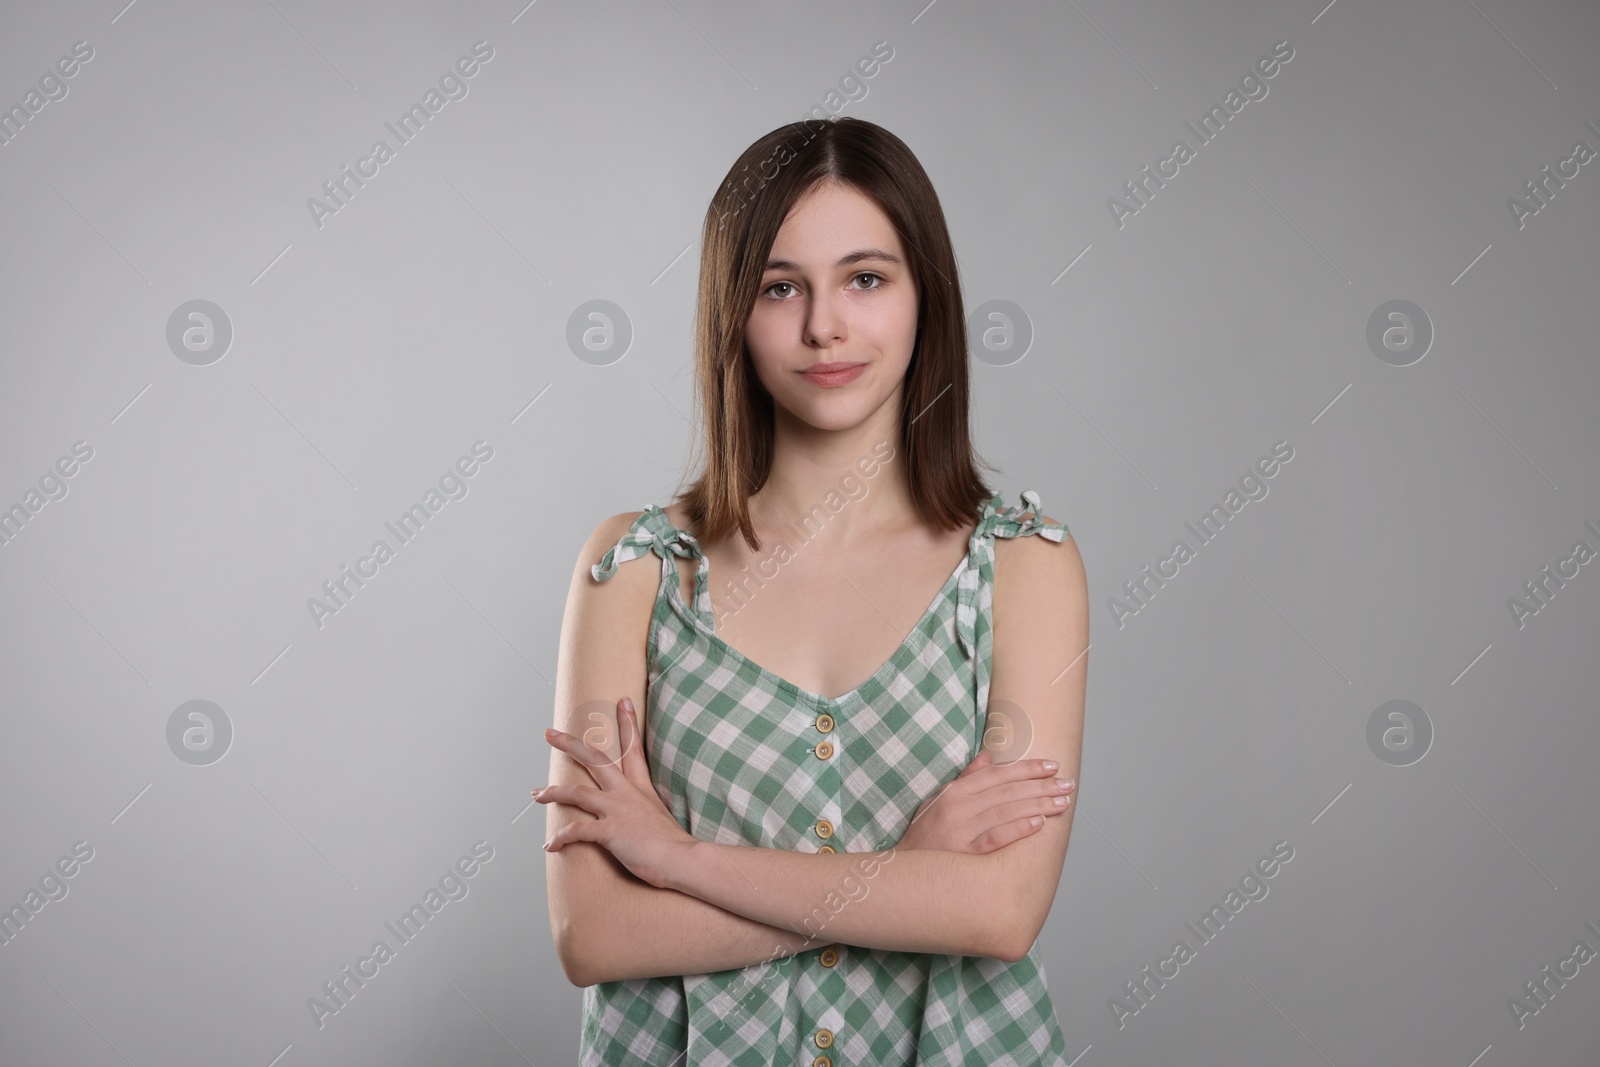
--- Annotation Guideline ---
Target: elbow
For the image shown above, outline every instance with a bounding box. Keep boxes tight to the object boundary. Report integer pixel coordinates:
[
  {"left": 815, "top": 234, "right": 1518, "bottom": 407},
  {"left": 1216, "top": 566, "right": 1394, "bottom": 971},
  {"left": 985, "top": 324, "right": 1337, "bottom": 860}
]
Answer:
[
  {"left": 990, "top": 900, "right": 1046, "bottom": 965},
  {"left": 552, "top": 913, "right": 601, "bottom": 988},
  {"left": 962, "top": 855, "right": 1045, "bottom": 962},
  {"left": 550, "top": 846, "right": 641, "bottom": 987},
  {"left": 991, "top": 929, "right": 1029, "bottom": 966},
  {"left": 993, "top": 929, "right": 1035, "bottom": 966}
]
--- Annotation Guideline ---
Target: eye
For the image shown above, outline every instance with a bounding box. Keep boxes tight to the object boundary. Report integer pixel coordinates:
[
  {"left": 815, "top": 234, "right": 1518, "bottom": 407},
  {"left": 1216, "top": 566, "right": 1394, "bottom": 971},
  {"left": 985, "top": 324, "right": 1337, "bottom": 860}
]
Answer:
[
  {"left": 850, "top": 272, "right": 884, "bottom": 290},
  {"left": 762, "top": 281, "right": 797, "bottom": 301}
]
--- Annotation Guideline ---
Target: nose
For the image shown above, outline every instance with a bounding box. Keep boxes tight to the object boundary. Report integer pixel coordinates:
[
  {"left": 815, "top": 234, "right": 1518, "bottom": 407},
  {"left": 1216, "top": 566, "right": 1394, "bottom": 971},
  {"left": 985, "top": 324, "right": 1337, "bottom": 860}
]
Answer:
[{"left": 803, "top": 289, "right": 845, "bottom": 348}]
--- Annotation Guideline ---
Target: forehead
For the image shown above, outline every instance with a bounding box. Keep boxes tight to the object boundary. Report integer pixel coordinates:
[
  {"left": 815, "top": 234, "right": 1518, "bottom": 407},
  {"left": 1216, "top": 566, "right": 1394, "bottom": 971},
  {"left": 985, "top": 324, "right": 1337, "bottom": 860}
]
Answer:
[{"left": 768, "top": 183, "right": 903, "bottom": 263}]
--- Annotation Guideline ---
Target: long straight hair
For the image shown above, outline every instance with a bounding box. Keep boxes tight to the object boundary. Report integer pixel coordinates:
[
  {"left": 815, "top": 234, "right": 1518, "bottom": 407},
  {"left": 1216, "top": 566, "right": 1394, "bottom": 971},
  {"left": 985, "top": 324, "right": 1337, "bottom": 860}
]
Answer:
[{"left": 676, "top": 116, "right": 997, "bottom": 552}]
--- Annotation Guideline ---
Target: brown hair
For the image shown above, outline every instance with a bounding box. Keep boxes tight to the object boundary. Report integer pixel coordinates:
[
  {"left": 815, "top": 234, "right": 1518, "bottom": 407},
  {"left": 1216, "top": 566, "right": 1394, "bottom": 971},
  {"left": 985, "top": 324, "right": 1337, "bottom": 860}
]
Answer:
[{"left": 675, "top": 116, "right": 996, "bottom": 551}]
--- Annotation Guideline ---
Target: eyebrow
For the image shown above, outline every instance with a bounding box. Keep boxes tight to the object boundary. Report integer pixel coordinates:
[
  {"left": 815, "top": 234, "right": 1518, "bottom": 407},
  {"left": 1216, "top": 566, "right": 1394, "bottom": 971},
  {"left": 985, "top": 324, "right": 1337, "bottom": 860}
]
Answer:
[{"left": 763, "top": 248, "right": 903, "bottom": 272}]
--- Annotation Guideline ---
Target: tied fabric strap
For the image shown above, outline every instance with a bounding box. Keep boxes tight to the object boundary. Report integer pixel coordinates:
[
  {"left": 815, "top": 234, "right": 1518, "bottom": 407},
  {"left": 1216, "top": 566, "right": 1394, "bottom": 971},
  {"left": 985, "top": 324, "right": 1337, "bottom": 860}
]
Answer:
[
  {"left": 591, "top": 506, "right": 714, "bottom": 627},
  {"left": 955, "top": 489, "right": 1069, "bottom": 660}
]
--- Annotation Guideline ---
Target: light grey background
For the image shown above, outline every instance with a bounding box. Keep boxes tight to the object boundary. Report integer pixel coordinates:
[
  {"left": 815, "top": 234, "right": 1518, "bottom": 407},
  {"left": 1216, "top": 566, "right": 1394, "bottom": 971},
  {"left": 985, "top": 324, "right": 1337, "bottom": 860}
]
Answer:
[{"left": 2, "top": 0, "right": 1598, "bottom": 1064}]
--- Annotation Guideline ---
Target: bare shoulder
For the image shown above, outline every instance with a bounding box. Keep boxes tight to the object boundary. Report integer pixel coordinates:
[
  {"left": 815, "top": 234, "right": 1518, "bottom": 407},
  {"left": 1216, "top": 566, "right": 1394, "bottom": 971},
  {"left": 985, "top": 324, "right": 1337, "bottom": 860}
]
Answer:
[
  {"left": 993, "top": 514, "right": 1083, "bottom": 574},
  {"left": 580, "top": 509, "right": 649, "bottom": 571},
  {"left": 555, "top": 509, "right": 659, "bottom": 725},
  {"left": 993, "top": 518, "right": 1087, "bottom": 622},
  {"left": 989, "top": 516, "right": 1088, "bottom": 744},
  {"left": 566, "top": 509, "right": 658, "bottom": 618}
]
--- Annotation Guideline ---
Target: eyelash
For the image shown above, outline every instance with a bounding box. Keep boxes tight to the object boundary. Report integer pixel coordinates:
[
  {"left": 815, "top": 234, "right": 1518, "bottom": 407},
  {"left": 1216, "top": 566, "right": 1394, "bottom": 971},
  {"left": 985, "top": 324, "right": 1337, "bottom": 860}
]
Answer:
[{"left": 762, "top": 272, "right": 884, "bottom": 302}]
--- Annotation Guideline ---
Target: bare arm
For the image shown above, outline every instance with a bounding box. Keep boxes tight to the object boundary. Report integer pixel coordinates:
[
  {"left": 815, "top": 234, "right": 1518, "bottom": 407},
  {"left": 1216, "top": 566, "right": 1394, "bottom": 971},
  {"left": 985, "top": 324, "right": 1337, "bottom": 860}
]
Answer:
[
  {"left": 659, "top": 528, "right": 1089, "bottom": 963},
  {"left": 670, "top": 842, "right": 1009, "bottom": 958},
  {"left": 545, "top": 512, "right": 821, "bottom": 987},
  {"left": 554, "top": 849, "right": 822, "bottom": 986}
]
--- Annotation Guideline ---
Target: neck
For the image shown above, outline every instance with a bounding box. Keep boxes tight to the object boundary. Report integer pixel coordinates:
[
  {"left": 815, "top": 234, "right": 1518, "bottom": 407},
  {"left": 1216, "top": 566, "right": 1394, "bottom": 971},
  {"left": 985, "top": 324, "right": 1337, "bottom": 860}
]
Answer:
[{"left": 749, "top": 390, "right": 915, "bottom": 547}]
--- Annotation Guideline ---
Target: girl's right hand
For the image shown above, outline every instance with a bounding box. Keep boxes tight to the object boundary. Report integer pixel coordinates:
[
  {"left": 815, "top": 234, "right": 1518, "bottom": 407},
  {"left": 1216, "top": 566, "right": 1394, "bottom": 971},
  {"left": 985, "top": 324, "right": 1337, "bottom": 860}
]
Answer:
[{"left": 895, "top": 749, "right": 1075, "bottom": 854}]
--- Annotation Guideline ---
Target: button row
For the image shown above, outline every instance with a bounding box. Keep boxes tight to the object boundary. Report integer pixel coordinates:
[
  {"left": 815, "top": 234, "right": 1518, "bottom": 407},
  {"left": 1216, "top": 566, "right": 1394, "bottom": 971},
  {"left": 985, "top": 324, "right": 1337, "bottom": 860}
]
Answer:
[
  {"left": 814, "top": 713, "right": 834, "bottom": 762},
  {"left": 811, "top": 714, "right": 839, "bottom": 1066}
]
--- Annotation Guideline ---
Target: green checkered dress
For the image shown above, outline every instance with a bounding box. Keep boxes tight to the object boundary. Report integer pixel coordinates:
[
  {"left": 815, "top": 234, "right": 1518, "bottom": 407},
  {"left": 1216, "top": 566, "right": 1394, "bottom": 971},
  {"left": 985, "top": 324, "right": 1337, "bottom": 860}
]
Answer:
[{"left": 581, "top": 490, "right": 1072, "bottom": 1066}]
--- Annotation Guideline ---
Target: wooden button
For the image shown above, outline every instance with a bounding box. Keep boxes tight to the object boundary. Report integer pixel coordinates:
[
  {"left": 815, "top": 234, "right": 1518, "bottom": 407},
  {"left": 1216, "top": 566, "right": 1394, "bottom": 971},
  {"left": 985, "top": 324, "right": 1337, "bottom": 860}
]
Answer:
[
  {"left": 817, "top": 844, "right": 836, "bottom": 854},
  {"left": 815, "top": 819, "right": 833, "bottom": 839},
  {"left": 815, "top": 713, "right": 834, "bottom": 733},
  {"left": 814, "top": 740, "right": 834, "bottom": 760},
  {"left": 819, "top": 947, "right": 839, "bottom": 967},
  {"left": 812, "top": 1056, "right": 832, "bottom": 1067},
  {"left": 815, "top": 1027, "right": 834, "bottom": 1048}
]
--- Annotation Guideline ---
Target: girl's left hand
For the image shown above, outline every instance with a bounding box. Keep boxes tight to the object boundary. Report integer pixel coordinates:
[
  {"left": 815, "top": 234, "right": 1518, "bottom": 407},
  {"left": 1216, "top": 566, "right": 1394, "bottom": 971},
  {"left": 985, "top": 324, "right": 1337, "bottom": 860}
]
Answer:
[{"left": 533, "top": 696, "right": 698, "bottom": 890}]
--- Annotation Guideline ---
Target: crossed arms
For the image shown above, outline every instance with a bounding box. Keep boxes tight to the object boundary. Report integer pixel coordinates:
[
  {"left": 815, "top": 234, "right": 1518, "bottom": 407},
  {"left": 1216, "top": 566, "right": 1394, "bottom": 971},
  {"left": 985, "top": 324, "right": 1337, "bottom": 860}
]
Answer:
[{"left": 543, "top": 511, "right": 1088, "bottom": 987}]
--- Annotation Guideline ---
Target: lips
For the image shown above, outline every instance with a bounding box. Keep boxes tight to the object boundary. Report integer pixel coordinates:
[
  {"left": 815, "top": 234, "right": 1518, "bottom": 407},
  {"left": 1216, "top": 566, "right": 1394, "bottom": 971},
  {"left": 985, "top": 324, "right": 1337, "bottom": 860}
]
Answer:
[{"left": 800, "top": 362, "right": 867, "bottom": 387}]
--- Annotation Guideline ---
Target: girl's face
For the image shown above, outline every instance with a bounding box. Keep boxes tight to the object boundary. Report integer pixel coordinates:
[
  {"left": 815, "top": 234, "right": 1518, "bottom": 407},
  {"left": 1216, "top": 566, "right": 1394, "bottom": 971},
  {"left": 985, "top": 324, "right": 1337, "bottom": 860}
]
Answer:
[{"left": 744, "top": 181, "right": 920, "bottom": 433}]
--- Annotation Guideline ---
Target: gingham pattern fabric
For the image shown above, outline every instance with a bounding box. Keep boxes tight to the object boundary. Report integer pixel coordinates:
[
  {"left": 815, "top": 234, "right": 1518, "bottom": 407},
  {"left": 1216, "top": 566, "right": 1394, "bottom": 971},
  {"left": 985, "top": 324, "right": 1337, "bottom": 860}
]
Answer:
[{"left": 581, "top": 490, "right": 1071, "bottom": 1066}]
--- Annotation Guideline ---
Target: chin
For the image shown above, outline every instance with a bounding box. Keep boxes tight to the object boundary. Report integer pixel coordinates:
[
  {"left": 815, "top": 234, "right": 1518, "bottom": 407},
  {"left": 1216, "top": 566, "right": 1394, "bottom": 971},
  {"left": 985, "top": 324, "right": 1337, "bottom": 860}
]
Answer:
[{"left": 781, "top": 395, "right": 881, "bottom": 433}]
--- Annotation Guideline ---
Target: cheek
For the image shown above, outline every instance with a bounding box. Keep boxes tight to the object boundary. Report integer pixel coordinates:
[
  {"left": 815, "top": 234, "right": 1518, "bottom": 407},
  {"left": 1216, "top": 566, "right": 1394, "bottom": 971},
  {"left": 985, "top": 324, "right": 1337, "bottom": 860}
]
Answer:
[
  {"left": 867, "top": 293, "right": 920, "bottom": 359},
  {"left": 744, "top": 308, "right": 781, "bottom": 355},
  {"left": 743, "top": 313, "right": 786, "bottom": 379}
]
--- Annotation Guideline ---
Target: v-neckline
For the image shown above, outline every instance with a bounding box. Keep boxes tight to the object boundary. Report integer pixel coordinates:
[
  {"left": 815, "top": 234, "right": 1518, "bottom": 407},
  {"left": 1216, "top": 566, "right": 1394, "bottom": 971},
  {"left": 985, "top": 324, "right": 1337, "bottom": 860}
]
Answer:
[{"left": 663, "top": 549, "right": 972, "bottom": 707}]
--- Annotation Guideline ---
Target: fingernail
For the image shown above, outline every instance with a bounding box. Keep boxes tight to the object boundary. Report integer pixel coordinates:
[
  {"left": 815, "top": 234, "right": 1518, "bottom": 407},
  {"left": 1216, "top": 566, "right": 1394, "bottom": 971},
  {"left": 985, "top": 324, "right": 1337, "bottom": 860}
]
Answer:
[
  {"left": 544, "top": 728, "right": 556, "bottom": 739},
  {"left": 1042, "top": 760, "right": 1059, "bottom": 771},
  {"left": 623, "top": 696, "right": 635, "bottom": 712},
  {"left": 531, "top": 787, "right": 542, "bottom": 798},
  {"left": 542, "top": 839, "right": 552, "bottom": 851}
]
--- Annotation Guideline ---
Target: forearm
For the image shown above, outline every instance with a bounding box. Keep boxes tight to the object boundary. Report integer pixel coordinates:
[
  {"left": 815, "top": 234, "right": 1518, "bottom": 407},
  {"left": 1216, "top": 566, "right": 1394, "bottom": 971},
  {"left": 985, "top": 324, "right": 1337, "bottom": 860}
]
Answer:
[
  {"left": 553, "top": 846, "right": 822, "bottom": 986},
  {"left": 667, "top": 841, "right": 1014, "bottom": 960}
]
